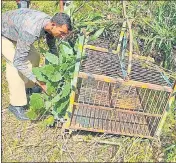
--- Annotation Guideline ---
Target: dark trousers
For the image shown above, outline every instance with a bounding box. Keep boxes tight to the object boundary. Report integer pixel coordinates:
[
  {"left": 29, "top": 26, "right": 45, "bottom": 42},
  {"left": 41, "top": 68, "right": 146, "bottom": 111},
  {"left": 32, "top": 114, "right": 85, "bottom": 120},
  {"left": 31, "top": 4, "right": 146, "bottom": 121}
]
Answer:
[{"left": 17, "top": 0, "right": 30, "bottom": 8}]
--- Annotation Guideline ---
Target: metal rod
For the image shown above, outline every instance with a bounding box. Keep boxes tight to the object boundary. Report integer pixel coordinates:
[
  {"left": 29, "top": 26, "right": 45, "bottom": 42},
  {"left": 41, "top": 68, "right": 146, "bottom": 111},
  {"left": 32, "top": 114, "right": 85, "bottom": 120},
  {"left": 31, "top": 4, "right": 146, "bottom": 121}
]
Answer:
[
  {"left": 69, "top": 125, "right": 156, "bottom": 140},
  {"left": 109, "top": 83, "right": 113, "bottom": 107},
  {"left": 78, "top": 78, "right": 85, "bottom": 103},
  {"left": 73, "top": 102, "right": 162, "bottom": 118},
  {"left": 148, "top": 91, "right": 158, "bottom": 114},
  {"left": 136, "top": 88, "right": 145, "bottom": 111},
  {"left": 156, "top": 81, "right": 176, "bottom": 136},
  {"left": 98, "top": 81, "right": 106, "bottom": 106},
  {"left": 146, "top": 91, "right": 162, "bottom": 135},
  {"left": 74, "top": 105, "right": 79, "bottom": 125},
  {"left": 143, "top": 89, "right": 152, "bottom": 112},
  {"left": 153, "top": 91, "right": 163, "bottom": 114},
  {"left": 78, "top": 72, "right": 172, "bottom": 92},
  {"left": 93, "top": 81, "right": 100, "bottom": 105},
  {"left": 146, "top": 91, "right": 164, "bottom": 136},
  {"left": 113, "top": 85, "right": 121, "bottom": 109},
  {"left": 84, "top": 45, "right": 154, "bottom": 62}
]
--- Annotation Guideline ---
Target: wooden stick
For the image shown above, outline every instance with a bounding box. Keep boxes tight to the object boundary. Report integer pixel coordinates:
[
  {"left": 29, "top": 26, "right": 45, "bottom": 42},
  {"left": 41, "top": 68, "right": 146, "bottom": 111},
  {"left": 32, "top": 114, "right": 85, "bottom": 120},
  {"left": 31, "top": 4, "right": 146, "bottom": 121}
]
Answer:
[
  {"left": 59, "top": 0, "right": 64, "bottom": 12},
  {"left": 122, "top": 1, "right": 133, "bottom": 77}
]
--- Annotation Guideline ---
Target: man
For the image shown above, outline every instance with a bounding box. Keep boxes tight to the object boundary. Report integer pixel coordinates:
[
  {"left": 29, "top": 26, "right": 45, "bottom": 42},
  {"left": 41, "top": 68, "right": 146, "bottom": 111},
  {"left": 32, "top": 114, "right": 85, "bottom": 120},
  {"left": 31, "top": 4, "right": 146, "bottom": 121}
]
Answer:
[
  {"left": 2, "top": 8, "right": 72, "bottom": 120},
  {"left": 16, "top": 0, "right": 30, "bottom": 8}
]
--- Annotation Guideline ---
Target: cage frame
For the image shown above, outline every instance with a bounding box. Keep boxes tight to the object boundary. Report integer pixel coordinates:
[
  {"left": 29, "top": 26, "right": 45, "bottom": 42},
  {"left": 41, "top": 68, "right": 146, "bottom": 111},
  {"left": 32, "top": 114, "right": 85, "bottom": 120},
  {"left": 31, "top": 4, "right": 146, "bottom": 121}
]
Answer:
[
  {"left": 62, "top": 18, "right": 175, "bottom": 139},
  {"left": 62, "top": 42, "right": 175, "bottom": 139}
]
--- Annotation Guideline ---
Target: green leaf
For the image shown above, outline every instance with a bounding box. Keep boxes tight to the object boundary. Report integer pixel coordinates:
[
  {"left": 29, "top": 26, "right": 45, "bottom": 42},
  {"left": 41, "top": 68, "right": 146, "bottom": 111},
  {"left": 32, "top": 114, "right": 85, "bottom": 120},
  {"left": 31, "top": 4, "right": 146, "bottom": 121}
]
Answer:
[
  {"left": 66, "top": 64, "right": 75, "bottom": 73},
  {"left": 42, "top": 93, "right": 49, "bottom": 101},
  {"left": 51, "top": 108, "right": 59, "bottom": 120},
  {"left": 60, "top": 42, "right": 74, "bottom": 56},
  {"left": 40, "top": 65, "right": 55, "bottom": 76},
  {"left": 110, "top": 8, "right": 120, "bottom": 14},
  {"left": 43, "top": 52, "right": 59, "bottom": 65},
  {"left": 32, "top": 67, "right": 47, "bottom": 82},
  {"left": 91, "top": 15, "right": 102, "bottom": 21},
  {"left": 74, "top": 35, "right": 85, "bottom": 52},
  {"left": 45, "top": 101, "right": 52, "bottom": 110},
  {"left": 40, "top": 65, "right": 61, "bottom": 82},
  {"left": 57, "top": 99, "right": 69, "bottom": 115},
  {"left": 59, "top": 55, "right": 67, "bottom": 65},
  {"left": 43, "top": 115, "right": 55, "bottom": 126},
  {"left": 26, "top": 108, "right": 38, "bottom": 120},
  {"left": 50, "top": 72, "right": 62, "bottom": 82},
  {"left": 46, "top": 82, "right": 56, "bottom": 95},
  {"left": 61, "top": 82, "right": 71, "bottom": 98},
  {"left": 52, "top": 94, "right": 61, "bottom": 103},
  {"left": 30, "top": 93, "right": 44, "bottom": 110},
  {"left": 89, "top": 28, "right": 105, "bottom": 41},
  {"left": 39, "top": 47, "right": 46, "bottom": 54},
  {"left": 60, "top": 63, "right": 68, "bottom": 71}
]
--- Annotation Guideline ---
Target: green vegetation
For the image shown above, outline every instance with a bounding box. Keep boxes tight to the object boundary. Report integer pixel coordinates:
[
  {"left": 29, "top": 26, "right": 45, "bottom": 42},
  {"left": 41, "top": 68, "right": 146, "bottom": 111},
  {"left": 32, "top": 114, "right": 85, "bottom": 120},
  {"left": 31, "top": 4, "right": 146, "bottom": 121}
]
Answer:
[{"left": 27, "top": 36, "right": 85, "bottom": 124}]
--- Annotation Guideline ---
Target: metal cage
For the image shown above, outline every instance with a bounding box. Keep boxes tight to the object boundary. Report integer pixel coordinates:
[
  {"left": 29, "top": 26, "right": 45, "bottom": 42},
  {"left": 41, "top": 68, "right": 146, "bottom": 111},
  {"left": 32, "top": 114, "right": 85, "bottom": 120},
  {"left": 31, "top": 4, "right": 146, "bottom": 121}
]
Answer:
[
  {"left": 62, "top": 38, "right": 175, "bottom": 139},
  {"left": 62, "top": 21, "right": 175, "bottom": 139}
]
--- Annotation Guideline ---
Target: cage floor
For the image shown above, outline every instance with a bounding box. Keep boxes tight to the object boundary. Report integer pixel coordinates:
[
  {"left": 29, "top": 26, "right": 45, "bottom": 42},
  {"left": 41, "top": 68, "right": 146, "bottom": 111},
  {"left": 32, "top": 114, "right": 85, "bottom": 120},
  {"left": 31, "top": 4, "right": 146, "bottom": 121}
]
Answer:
[{"left": 69, "top": 104, "right": 158, "bottom": 138}]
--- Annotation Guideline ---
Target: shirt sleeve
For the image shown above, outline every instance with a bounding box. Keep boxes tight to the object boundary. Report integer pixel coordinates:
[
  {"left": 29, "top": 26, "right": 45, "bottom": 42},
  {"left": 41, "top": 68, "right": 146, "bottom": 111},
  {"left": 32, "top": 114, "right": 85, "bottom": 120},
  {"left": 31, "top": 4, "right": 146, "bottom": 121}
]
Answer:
[
  {"left": 13, "top": 31, "right": 37, "bottom": 83},
  {"left": 46, "top": 33, "right": 58, "bottom": 55}
]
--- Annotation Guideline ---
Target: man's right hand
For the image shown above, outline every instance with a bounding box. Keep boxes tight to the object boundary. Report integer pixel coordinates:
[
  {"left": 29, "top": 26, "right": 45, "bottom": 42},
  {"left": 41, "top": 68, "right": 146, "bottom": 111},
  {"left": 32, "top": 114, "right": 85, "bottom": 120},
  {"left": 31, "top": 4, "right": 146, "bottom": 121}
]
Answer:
[{"left": 35, "top": 80, "right": 47, "bottom": 95}]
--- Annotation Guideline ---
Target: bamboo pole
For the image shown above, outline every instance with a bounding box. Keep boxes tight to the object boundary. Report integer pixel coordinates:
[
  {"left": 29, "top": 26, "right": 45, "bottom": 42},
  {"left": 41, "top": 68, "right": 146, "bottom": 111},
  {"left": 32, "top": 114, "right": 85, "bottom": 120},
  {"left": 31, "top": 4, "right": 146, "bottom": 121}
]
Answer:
[
  {"left": 122, "top": 1, "right": 133, "bottom": 77},
  {"left": 59, "top": 0, "right": 64, "bottom": 12}
]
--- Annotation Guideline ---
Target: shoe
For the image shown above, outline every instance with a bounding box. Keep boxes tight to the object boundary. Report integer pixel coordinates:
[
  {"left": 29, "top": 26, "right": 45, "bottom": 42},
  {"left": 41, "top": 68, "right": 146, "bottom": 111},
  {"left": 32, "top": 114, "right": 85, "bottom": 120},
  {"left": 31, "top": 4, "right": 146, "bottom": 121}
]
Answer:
[{"left": 8, "top": 104, "right": 29, "bottom": 121}]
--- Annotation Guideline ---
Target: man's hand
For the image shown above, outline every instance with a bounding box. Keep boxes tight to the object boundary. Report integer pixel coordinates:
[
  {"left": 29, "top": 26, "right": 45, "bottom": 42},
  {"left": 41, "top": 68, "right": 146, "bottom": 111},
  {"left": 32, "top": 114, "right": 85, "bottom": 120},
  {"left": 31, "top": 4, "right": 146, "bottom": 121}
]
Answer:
[{"left": 35, "top": 80, "right": 47, "bottom": 94}]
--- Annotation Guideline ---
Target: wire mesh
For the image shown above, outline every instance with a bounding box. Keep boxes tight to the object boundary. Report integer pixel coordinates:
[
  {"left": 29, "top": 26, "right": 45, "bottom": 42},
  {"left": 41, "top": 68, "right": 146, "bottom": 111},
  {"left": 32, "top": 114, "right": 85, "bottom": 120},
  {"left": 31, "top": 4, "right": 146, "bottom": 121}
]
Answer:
[
  {"left": 88, "top": 39, "right": 117, "bottom": 50},
  {"left": 80, "top": 49, "right": 171, "bottom": 87},
  {"left": 70, "top": 105, "right": 152, "bottom": 137},
  {"left": 69, "top": 76, "right": 170, "bottom": 138}
]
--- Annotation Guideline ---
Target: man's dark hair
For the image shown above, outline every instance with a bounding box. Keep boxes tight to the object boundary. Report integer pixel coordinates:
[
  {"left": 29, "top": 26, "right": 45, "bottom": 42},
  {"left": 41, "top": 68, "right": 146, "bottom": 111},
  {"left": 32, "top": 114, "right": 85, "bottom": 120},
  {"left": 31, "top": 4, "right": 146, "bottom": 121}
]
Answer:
[{"left": 51, "top": 13, "right": 72, "bottom": 31}]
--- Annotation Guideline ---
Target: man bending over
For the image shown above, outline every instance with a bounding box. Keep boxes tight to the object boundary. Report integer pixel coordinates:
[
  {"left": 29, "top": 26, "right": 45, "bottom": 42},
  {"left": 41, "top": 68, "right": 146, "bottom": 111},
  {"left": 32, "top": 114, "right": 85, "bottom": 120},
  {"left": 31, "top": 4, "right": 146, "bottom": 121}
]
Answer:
[{"left": 2, "top": 8, "right": 72, "bottom": 120}]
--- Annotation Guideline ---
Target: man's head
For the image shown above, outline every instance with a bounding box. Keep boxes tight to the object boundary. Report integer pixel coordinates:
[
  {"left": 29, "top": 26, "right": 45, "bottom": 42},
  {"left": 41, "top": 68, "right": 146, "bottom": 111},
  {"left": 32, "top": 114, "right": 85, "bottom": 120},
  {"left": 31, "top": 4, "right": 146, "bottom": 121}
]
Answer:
[{"left": 45, "top": 13, "right": 72, "bottom": 38}]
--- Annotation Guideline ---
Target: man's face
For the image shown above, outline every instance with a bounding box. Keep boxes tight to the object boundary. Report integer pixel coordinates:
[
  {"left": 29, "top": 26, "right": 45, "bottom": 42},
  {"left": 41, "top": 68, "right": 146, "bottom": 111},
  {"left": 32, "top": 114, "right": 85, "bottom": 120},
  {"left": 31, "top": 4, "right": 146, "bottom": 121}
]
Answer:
[{"left": 51, "top": 24, "right": 69, "bottom": 38}]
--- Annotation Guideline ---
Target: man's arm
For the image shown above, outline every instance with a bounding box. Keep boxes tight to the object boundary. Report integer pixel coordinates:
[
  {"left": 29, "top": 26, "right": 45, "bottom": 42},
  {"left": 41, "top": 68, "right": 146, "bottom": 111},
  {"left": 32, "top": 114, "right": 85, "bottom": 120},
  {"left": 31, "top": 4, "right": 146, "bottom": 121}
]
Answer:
[
  {"left": 46, "top": 33, "right": 58, "bottom": 55},
  {"left": 14, "top": 31, "right": 47, "bottom": 93},
  {"left": 13, "top": 31, "right": 37, "bottom": 83}
]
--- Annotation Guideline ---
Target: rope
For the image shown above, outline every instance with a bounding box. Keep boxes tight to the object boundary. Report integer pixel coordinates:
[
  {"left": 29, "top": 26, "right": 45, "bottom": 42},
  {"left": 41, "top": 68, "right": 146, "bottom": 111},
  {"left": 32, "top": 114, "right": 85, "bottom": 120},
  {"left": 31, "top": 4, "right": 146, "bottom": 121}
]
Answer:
[
  {"left": 160, "top": 72, "right": 173, "bottom": 87},
  {"left": 120, "top": 30, "right": 128, "bottom": 78},
  {"left": 114, "top": 21, "right": 128, "bottom": 79},
  {"left": 115, "top": 21, "right": 127, "bottom": 54}
]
